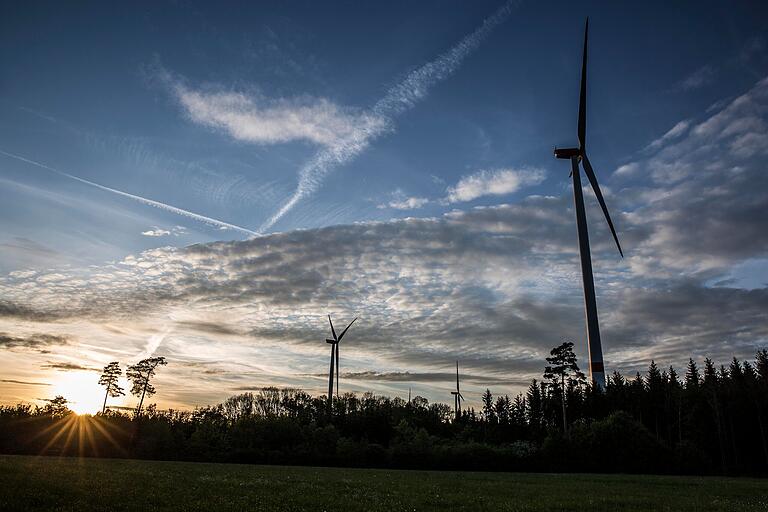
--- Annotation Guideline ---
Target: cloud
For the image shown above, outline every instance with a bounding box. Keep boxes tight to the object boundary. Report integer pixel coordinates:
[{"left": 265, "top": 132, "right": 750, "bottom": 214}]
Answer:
[
  {"left": 2, "top": 77, "right": 768, "bottom": 407},
  {"left": 142, "top": 228, "right": 171, "bottom": 237},
  {"left": 0, "top": 379, "right": 50, "bottom": 386},
  {"left": 172, "top": 86, "right": 374, "bottom": 147},
  {"left": 612, "top": 162, "right": 640, "bottom": 178},
  {"left": 644, "top": 120, "right": 691, "bottom": 152},
  {"left": 40, "top": 361, "right": 98, "bottom": 372},
  {"left": 0, "top": 333, "right": 70, "bottom": 351},
  {"left": 258, "top": 0, "right": 519, "bottom": 231},
  {"left": 674, "top": 64, "right": 716, "bottom": 91},
  {"left": 141, "top": 226, "right": 188, "bottom": 237},
  {"left": 445, "top": 167, "right": 545, "bottom": 203},
  {"left": 378, "top": 191, "right": 430, "bottom": 210},
  {"left": 322, "top": 371, "right": 529, "bottom": 386}
]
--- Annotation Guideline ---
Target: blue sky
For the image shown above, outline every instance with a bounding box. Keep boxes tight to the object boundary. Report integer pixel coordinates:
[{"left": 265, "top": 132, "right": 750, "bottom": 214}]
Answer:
[{"left": 1, "top": 1, "right": 767, "bottom": 412}]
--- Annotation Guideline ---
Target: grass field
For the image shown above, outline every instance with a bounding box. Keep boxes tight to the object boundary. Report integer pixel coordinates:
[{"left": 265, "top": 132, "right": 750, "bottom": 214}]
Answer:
[{"left": 1, "top": 455, "right": 766, "bottom": 511}]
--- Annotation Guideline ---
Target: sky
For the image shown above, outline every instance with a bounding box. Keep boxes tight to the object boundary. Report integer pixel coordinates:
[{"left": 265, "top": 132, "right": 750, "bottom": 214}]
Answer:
[{"left": 1, "top": 0, "right": 767, "bottom": 414}]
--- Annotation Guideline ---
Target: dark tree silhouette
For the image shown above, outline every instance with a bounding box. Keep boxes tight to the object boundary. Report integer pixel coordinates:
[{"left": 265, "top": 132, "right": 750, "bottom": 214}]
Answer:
[
  {"left": 5, "top": 349, "right": 768, "bottom": 474},
  {"left": 526, "top": 379, "right": 543, "bottom": 433},
  {"left": 543, "top": 341, "right": 585, "bottom": 435},
  {"left": 482, "top": 389, "right": 495, "bottom": 423},
  {"left": 127, "top": 357, "right": 167, "bottom": 417},
  {"left": 42, "top": 395, "right": 71, "bottom": 417},
  {"left": 98, "top": 361, "right": 125, "bottom": 414}
]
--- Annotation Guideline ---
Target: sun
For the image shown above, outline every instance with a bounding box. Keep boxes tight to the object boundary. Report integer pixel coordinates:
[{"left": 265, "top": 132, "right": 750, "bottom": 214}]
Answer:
[{"left": 50, "top": 372, "right": 106, "bottom": 415}]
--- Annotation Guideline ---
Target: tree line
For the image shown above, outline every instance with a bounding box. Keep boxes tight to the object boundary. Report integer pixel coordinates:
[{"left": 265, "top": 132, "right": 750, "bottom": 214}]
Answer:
[{"left": 1, "top": 346, "right": 766, "bottom": 475}]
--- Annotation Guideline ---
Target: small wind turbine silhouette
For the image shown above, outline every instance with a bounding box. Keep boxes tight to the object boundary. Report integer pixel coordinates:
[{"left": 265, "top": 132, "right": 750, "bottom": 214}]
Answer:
[
  {"left": 553, "top": 18, "right": 623, "bottom": 390},
  {"left": 450, "top": 361, "right": 464, "bottom": 420},
  {"left": 326, "top": 315, "right": 357, "bottom": 404}
]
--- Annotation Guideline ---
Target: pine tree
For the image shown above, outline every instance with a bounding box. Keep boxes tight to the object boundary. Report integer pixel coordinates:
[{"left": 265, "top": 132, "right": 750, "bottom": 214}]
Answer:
[
  {"left": 98, "top": 362, "right": 125, "bottom": 414},
  {"left": 685, "top": 358, "right": 700, "bottom": 390},
  {"left": 745, "top": 356, "right": 768, "bottom": 466},
  {"left": 494, "top": 395, "right": 510, "bottom": 424},
  {"left": 544, "top": 341, "right": 585, "bottom": 436},
  {"left": 646, "top": 361, "right": 664, "bottom": 438},
  {"left": 668, "top": 366, "right": 682, "bottom": 444},
  {"left": 127, "top": 357, "right": 168, "bottom": 417},
  {"left": 526, "top": 379, "right": 543, "bottom": 431},
  {"left": 756, "top": 349, "right": 768, "bottom": 383},
  {"left": 482, "top": 389, "right": 495, "bottom": 423},
  {"left": 512, "top": 394, "right": 526, "bottom": 427},
  {"left": 702, "top": 358, "right": 726, "bottom": 471}
]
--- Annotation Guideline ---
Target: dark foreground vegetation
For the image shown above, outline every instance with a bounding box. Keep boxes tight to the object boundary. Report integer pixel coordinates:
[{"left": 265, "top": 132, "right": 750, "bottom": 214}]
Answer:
[
  {"left": 2, "top": 455, "right": 767, "bottom": 512},
  {"left": 1, "top": 348, "right": 767, "bottom": 476}
]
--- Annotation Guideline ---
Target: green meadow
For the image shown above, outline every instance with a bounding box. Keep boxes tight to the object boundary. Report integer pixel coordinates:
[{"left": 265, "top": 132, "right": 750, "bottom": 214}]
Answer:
[{"left": 1, "top": 455, "right": 766, "bottom": 511}]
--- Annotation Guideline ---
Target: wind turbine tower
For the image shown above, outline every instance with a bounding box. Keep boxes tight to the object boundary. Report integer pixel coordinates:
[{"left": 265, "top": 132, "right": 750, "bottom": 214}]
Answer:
[
  {"left": 553, "top": 19, "right": 623, "bottom": 390},
  {"left": 450, "top": 361, "right": 464, "bottom": 420},
  {"left": 326, "top": 315, "right": 357, "bottom": 405}
]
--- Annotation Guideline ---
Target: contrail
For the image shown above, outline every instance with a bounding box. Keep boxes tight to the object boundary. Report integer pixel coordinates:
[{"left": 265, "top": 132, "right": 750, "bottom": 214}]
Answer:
[
  {"left": 0, "top": 149, "right": 258, "bottom": 236},
  {"left": 136, "top": 325, "right": 173, "bottom": 360},
  {"left": 259, "top": 0, "right": 519, "bottom": 232}
]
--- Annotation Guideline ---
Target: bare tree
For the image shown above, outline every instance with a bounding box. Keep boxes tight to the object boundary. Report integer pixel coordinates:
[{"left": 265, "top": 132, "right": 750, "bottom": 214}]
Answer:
[
  {"left": 98, "top": 361, "right": 125, "bottom": 414},
  {"left": 127, "top": 357, "right": 167, "bottom": 417}
]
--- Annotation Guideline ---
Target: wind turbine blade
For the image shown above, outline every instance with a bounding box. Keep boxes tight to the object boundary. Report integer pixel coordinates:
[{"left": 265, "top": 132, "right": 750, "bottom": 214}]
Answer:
[
  {"left": 337, "top": 317, "right": 357, "bottom": 342},
  {"left": 328, "top": 315, "right": 337, "bottom": 340},
  {"left": 456, "top": 361, "right": 460, "bottom": 389},
  {"left": 582, "top": 154, "right": 624, "bottom": 257},
  {"left": 578, "top": 18, "right": 589, "bottom": 150},
  {"left": 459, "top": 393, "right": 464, "bottom": 401}
]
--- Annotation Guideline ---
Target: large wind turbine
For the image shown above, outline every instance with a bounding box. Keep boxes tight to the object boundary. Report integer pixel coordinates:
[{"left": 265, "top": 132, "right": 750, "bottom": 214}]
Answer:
[
  {"left": 326, "top": 315, "right": 357, "bottom": 404},
  {"left": 553, "top": 18, "right": 623, "bottom": 390},
  {"left": 450, "top": 361, "right": 464, "bottom": 420}
]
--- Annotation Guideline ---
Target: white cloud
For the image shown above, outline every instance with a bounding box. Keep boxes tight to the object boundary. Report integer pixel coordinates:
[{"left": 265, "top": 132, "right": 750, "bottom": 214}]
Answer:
[
  {"left": 142, "top": 228, "right": 171, "bottom": 237},
  {"left": 141, "top": 226, "right": 189, "bottom": 237},
  {"left": 644, "top": 120, "right": 690, "bottom": 152},
  {"left": 612, "top": 162, "right": 640, "bottom": 178},
  {"left": 445, "top": 167, "right": 545, "bottom": 203},
  {"left": 378, "top": 190, "right": 430, "bottom": 210},
  {"left": 173, "top": 86, "right": 373, "bottom": 147},
  {"left": 381, "top": 196, "right": 430, "bottom": 210}
]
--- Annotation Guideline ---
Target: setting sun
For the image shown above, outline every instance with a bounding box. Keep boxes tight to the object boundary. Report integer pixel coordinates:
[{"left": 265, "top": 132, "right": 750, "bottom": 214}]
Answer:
[{"left": 50, "top": 372, "right": 109, "bottom": 415}]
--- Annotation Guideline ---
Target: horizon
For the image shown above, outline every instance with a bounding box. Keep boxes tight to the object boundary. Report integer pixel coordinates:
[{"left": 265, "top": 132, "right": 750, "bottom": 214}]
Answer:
[{"left": 1, "top": 0, "right": 768, "bottom": 415}]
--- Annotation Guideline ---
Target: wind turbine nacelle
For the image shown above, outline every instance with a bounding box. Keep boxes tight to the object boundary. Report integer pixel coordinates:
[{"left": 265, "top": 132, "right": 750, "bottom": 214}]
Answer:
[
  {"left": 554, "top": 147, "right": 580, "bottom": 159},
  {"left": 326, "top": 338, "right": 337, "bottom": 344}
]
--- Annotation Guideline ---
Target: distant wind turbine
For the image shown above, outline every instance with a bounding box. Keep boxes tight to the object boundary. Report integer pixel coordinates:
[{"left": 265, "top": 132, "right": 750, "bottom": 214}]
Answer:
[
  {"left": 326, "top": 315, "right": 357, "bottom": 405},
  {"left": 553, "top": 19, "right": 623, "bottom": 390},
  {"left": 450, "top": 361, "right": 464, "bottom": 420}
]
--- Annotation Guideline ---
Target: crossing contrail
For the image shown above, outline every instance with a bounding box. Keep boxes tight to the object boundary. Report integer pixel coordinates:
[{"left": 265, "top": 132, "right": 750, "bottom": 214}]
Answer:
[
  {"left": 259, "top": 0, "right": 519, "bottom": 232},
  {"left": 0, "top": 149, "right": 258, "bottom": 236}
]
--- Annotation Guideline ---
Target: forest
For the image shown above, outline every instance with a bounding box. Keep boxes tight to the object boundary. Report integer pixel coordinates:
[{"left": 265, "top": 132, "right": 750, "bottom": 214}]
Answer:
[{"left": 1, "top": 345, "right": 767, "bottom": 476}]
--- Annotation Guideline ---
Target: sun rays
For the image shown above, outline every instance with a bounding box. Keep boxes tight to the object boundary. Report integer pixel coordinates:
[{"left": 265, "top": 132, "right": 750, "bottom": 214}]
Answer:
[{"left": 24, "top": 411, "right": 131, "bottom": 458}]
